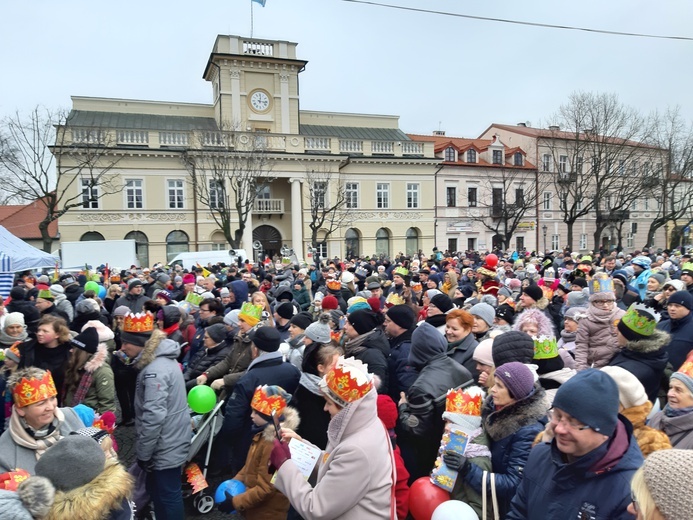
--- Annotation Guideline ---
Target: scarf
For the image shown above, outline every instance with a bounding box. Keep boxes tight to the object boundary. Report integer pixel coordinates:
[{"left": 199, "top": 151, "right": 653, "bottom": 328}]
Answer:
[
  {"left": 0, "top": 328, "right": 27, "bottom": 346},
  {"left": 300, "top": 372, "right": 323, "bottom": 396},
  {"left": 664, "top": 403, "right": 693, "bottom": 418},
  {"left": 72, "top": 371, "right": 95, "bottom": 405},
  {"left": 560, "top": 329, "right": 576, "bottom": 344},
  {"left": 344, "top": 328, "right": 377, "bottom": 356},
  {"left": 588, "top": 304, "right": 618, "bottom": 324},
  {"left": 9, "top": 408, "right": 65, "bottom": 459},
  {"left": 162, "top": 322, "right": 180, "bottom": 336}
]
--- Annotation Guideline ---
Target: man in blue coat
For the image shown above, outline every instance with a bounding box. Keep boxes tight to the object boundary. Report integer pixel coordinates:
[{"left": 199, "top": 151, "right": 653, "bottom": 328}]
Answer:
[
  {"left": 506, "top": 369, "right": 644, "bottom": 520},
  {"left": 656, "top": 290, "right": 693, "bottom": 371}
]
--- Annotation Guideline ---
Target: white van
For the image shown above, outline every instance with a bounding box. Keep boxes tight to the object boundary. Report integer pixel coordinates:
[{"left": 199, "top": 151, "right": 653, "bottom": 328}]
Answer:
[{"left": 169, "top": 249, "right": 248, "bottom": 269}]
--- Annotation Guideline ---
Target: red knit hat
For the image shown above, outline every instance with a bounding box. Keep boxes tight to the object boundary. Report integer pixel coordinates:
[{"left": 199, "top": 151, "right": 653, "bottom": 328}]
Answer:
[
  {"left": 367, "top": 296, "right": 381, "bottom": 313},
  {"left": 182, "top": 273, "right": 196, "bottom": 285},
  {"left": 321, "top": 294, "right": 339, "bottom": 310},
  {"left": 376, "top": 394, "right": 398, "bottom": 430}
]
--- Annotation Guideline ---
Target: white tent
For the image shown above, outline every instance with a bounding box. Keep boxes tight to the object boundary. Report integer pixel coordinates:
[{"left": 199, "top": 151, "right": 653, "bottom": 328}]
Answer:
[{"left": 0, "top": 225, "right": 60, "bottom": 272}]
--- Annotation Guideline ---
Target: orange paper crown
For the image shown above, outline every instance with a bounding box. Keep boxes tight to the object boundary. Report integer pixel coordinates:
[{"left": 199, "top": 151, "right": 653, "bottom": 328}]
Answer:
[
  {"left": 0, "top": 469, "right": 30, "bottom": 491},
  {"left": 677, "top": 352, "right": 693, "bottom": 378},
  {"left": 12, "top": 370, "right": 58, "bottom": 408},
  {"left": 251, "top": 385, "right": 290, "bottom": 417},
  {"left": 322, "top": 356, "right": 373, "bottom": 407},
  {"left": 445, "top": 386, "right": 483, "bottom": 416},
  {"left": 123, "top": 312, "right": 155, "bottom": 334},
  {"left": 326, "top": 279, "right": 342, "bottom": 291}
]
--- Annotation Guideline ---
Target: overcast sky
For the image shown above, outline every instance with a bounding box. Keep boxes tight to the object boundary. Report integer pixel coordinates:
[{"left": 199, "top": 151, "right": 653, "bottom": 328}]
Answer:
[{"left": 1, "top": 0, "right": 691, "bottom": 138}]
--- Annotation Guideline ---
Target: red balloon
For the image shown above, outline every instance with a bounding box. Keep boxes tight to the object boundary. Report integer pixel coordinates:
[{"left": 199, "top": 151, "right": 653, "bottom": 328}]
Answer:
[
  {"left": 485, "top": 253, "right": 499, "bottom": 268},
  {"left": 409, "top": 477, "right": 450, "bottom": 520}
]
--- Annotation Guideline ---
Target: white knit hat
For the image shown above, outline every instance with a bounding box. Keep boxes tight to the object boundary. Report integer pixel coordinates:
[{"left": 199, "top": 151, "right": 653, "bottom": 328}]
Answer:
[
  {"left": 601, "top": 366, "right": 648, "bottom": 409},
  {"left": 644, "top": 449, "right": 693, "bottom": 520},
  {"left": 4, "top": 312, "right": 26, "bottom": 329}
]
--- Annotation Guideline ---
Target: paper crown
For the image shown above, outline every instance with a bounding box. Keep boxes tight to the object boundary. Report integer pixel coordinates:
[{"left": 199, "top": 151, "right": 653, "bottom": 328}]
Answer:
[
  {"left": 326, "top": 279, "right": 342, "bottom": 291},
  {"left": 681, "top": 262, "right": 693, "bottom": 275},
  {"left": 0, "top": 469, "right": 30, "bottom": 491},
  {"left": 410, "top": 281, "right": 423, "bottom": 291},
  {"left": 533, "top": 335, "right": 559, "bottom": 360},
  {"left": 445, "top": 386, "right": 483, "bottom": 416},
  {"left": 677, "top": 351, "right": 693, "bottom": 379},
  {"left": 110, "top": 274, "right": 121, "bottom": 283},
  {"left": 281, "top": 257, "right": 292, "bottom": 265},
  {"left": 355, "top": 266, "right": 369, "bottom": 278},
  {"left": 385, "top": 292, "right": 405, "bottom": 307},
  {"left": 12, "top": 370, "right": 58, "bottom": 408},
  {"left": 37, "top": 289, "right": 54, "bottom": 300},
  {"left": 620, "top": 304, "right": 660, "bottom": 337},
  {"left": 239, "top": 302, "right": 263, "bottom": 325},
  {"left": 185, "top": 291, "right": 204, "bottom": 307},
  {"left": 393, "top": 266, "right": 409, "bottom": 277},
  {"left": 321, "top": 356, "right": 373, "bottom": 407},
  {"left": 589, "top": 272, "right": 614, "bottom": 295},
  {"left": 477, "top": 264, "right": 497, "bottom": 278},
  {"left": 251, "top": 385, "right": 291, "bottom": 417},
  {"left": 122, "top": 312, "right": 155, "bottom": 334}
]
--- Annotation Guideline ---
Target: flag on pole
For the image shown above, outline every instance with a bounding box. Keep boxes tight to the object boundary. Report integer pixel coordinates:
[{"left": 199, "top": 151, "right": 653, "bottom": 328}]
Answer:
[{"left": 252, "top": 0, "right": 266, "bottom": 6}]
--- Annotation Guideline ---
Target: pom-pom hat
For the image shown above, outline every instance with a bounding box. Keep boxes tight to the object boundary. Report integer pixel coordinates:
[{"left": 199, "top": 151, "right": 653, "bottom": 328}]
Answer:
[{"left": 319, "top": 356, "right": 373, "bottom": 408}]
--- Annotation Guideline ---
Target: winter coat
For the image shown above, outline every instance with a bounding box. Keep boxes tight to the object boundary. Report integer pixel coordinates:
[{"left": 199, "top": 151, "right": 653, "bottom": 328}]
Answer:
[
  {"left": 506, "top": 417, "right": 644, "bottom": 520},
  {"left": 45, "top": 460, "right": 134, "bottom": 520},
  {"left": 292, "top": 287, "right": 311, "bottom": 311},
  {"left": 446, "top": 333, "right": 480, "bottom": 382},
  {"left": 40, "top": 303, "right": 71, "bottom": 324},
  {"left": 293, "top": 378, "right": 331, "bottom": 450},
  {"left": 232, "top": 407, "right": 299, "bottom": 520},
  {"left": 574, "top": 306, "right": 625, "bottom": 370},
  {"left": 607, "top": 329, "right": 670, "bottom": 402},
  {"left": 70, "top": 309, "right": 109, "bottom": 333},
  {"left": 275, "top": 388, "right": 394, "bottom": 520},
  {"left": 649, "top": 408, "right": 693, "bottom": 449},
  {"left": 225, "top": 280, "right": 249, "bottom": 312},
  {"left": 464, "top": 386, "right": 547, "bottom": 519},
  {"left": 621, "top": 401, "right": 672, "bottom": 457},
  {"left": 424, "top": 313, "right": 447, "bottom": 335},
  {"left": 387, "top": 329, "right": 418, "bottom": 403},
  {"left": 18, "top": 340, "right": 72, "bottom": 406},
  {"left": 52, "top": 294, "right": 74, "bottom": 322},
  {"left": 450, "top": 429, "right": 493, "bottom": 520},
  {"left": 657, "top": 312, "right": 693, "bottom": 371},
  {"left": 113, "top": 291, "right": 150, "bottom": 315},
  {"left": 63, "top": 344, "right": 116, "bottom": 413},
  {"left": 344, "top": 328, "right": 390, "bottom": 395},
  {"left": 183, "top": 339, "right": 232, "bottom": 390},
  {"left": 134, "top": 330, "right": 191, "bottom": 470},
  {"left": 203, "top": 332, "right": 253, "bottom": 389},
  {"left": 286, "top": 335, "right": 305, "bottom": 371},
  {"left": 0, "top": 407, "right": 85, "bottom": 474}
]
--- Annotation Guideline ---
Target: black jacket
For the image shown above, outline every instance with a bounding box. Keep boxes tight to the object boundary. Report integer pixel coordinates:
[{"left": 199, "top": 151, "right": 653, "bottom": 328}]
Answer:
[
  {"left": 184, "top": 340, "right": 232, "bottom": 390},
  {"left": 63, "top": 284, "right": 84, "bottom": 307},
  {"left": 387, "top": 329, "right": 418, "bottom": 403},
  {"left": 447, "top": 333, "right": 480, "bottom": 381},
  {"left": 19, "top": 339, "right": 72, "bottom": 405},
  {"left": 344, "top": 328, "right": 391, "bottom": 395},
  {"left": 657, "top": 312, "right": 693, "bottom": 371},
  {"left": 293, "top": 382, "right": 331, "bottom": 450}
]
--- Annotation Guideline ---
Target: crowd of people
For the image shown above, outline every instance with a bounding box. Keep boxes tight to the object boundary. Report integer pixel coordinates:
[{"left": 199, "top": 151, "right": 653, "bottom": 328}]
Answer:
[{"left": 1, "top": 246, "right": 693, "bottom": 519}]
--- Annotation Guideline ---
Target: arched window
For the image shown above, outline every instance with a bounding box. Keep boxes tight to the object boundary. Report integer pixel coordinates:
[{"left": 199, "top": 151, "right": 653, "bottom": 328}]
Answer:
[
  {"left": 345, "top": 228, "right": 360, "bottom": 259},
  {"left": 514, "top": 151, "right": 524, "bottom": 166},
  {"left": 405, "top": 228, "right": 419, "bottom": 256},
  {"left": 375, "top": 228, "right": 390, "bottom": 258},
  {"left": 444, "top": 147, "right": 455, "bottom": 162},
  {"left": 125, "top": 231, "right": 149, "bottom": 267},
  {"left": 466, "top": 149, "right": 477, "bottom": 163},
  {"left": 166, "top": 230, "right": 189, "bottom": 261},
  {"left": 80, "top": 231, "right": 105, "bottom": 241},
  {"left": 210, "top": 231, "right": 227, "bottom": 251}
]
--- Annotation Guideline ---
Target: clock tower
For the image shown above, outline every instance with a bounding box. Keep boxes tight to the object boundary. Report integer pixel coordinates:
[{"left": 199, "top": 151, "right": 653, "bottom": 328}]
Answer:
[{"left": 203, "top": 35, "right": 307, "bottom": 134}]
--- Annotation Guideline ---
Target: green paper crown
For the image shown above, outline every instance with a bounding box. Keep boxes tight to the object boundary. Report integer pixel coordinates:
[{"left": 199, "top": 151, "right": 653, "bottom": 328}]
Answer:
[
  {"left": 620, "top": 304, "right": 660, "bottom": 337},
  {"left": 533, "top": 335, "right": 558, "bottom": 360},
  {"left": 393, "top": 266, "right": 409, "bottom": 277},
  {"left": 185, "top": 291, "right": 204, "bottom": 307},
  {"left": 239, "top": 302, "right": 263, "bottom": 321},
  {"left": 37, "top": 289, "right": 54, "bottom": 300},
  {"left": 681, "top": 262, "right": 693, "bottom": 274}
]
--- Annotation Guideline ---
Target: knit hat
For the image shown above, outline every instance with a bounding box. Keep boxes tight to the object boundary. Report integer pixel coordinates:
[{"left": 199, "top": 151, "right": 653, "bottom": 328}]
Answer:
[
  {"left": 35, "top": 436, "right": 105, "bottom": 492},
  {"left": 182, "top": 273, "right": 196, "bottom": 285},
  {"left": 223, "top": 309, "right": 241, "bottom": 327},
  {"left": 495, "top": 362, "right": 535, "bottom": 400},
  {"left": 347, "top": 297, "right": 371, "bottom": 314},
  {"left": 552, "top": 368, "right": 619, "bottom": 436},
  {"left": 76, "top": 298, "right": 100, "bottom": 315},
  {"left": 48, "top": 284, "right": 64, "bottom": 297},
  {"left": 671, "top": 352, "right": 693, "bottom": 396},
  {"left": 72, "top": 427, "right": 110, "bottom": 445},
  {"left": 319, "top": 356, "right": 374, "bottom": 407},
  {"left": 127, "top": 278, "right": 143, "bottom": 289},
  {"left": 276, "top": 301, "right": 297, "bottom": 320},
  {"left": 668, "top": 290, "right": 693, "bottom": 311},
  {"left": 330, "top": 309, "right": 345, "bottom": 328},
  {"left": 470, "top": 302, "right": 495, "bottom": 327},
  {"left": 249, "top": 326, "right": 281, "bottom": 352},
  {"left": 564, "top": 307, "right": 587, "bottom": 323},
  {"left": 600, "top": 366, "right": 648, "bottom": 409},
  {"left": 649, "top": 272, "right": 667, "bottom": 287},
  {"left": 156, "top": 290, "right": 172, "bottom": 303},
  {"left": 617, "top": 304, "right": 661, "bottom": 341},
  {"left": 498, "top": 286, "right": 512, "bottom": 298},
  {"left": 206, "top": 323, "right": 227, "bottom": 344},
  {"left": 631, "top": 256, "right": 652, "bottom": 269},
  {"left": 662, "top": 279, "right": 686, "bottom": 292},
  {"left": 495, "top": 304, "right": 515, "bottom": 324},
  {"left": 442, "top": 386, "right": 484, "bottom": 433},
  {"left": 37, "top": 289, "right": 54, "bottom": 301},
  {"left": 386, "top": 305, "right": 415, "bottom": 330},
  {"left": 305, "top": 313, "right": 332, "bottom": 344},
  {"left": 290, "top": 311, "right": 313, "bottom": 331},
  {"left": 321, "top": 295, "right": 339, "bottom": 311},
  {"left": 4, "top": 312, "right": 25, "bottom": 329},
  {"left": 113, "top": 305, "right": 130, "bottom": 317},
  {"left": 238, "top": 302, "right": 263, "bottom": 326},
  {"left": 376, "top": 394, "right": 398, "bottom": 430},
  {"left": 157, "top": 273, "right": 170, "bottom": 285},
  {"left": 492, "top": 331, "right": 535, "bottom": 366},
  {"left": 347, "top": 309, "right": 380, "bottom": 335},
  {"left": 567, "top": 290, "right": 589, "bottom": 308},
  {"left": 430, "top": 293, "right": 454, "bottom": 314},
  {"left": 70, "top": 327, "right": 99, "bottom": 355},
  {"left": 571, "top": 277, "right": 588, "bottom": 289},
  {"left": 533, "top": 336, "right": 564, "bottom": 374},
  {"left": 522, "top": 284, "right": 543, "bottom": 303},
  {"left": 426, "top": 289, "right": 442, "bottom": 300},
  {"left": 472, "top": 338, "right": 494, "bottom": 367},
  {"left": 4, "top": 343, "right": 21, "bottom": 364},
  {"left": 643, "top": 449, "right": 693, "bottom": 520}
]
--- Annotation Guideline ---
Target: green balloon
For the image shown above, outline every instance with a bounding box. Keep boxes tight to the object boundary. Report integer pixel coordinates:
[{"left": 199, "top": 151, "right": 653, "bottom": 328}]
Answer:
[
  {"left": 84, "top": 281, "right": 99, "bottom": 293},
  {"left": 188, "top": 385, "right": 217, "bottom": 414}
]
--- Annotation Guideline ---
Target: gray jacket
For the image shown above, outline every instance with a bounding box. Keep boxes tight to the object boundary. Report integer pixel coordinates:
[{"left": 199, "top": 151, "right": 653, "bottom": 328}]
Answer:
[
  {"left": 649, "top": 409, "right": 693, "bottom": 449},
  {"left": 135, "top": 330, "right": 192, "bottom": 470},
  {"left": 54, "top": 293, "right": 74, "bottom": 322},
  {"left": 0, "top": 408, "right": 84, "bottom": 474}
]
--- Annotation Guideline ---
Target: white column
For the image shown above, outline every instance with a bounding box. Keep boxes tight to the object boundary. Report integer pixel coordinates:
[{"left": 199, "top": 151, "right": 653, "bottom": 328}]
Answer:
[
  {"left": 242, "top": 210, "right": 254, "bottom": 256},
  {"left": 290, "top": 178, "right": 304, "bottom": 261}
]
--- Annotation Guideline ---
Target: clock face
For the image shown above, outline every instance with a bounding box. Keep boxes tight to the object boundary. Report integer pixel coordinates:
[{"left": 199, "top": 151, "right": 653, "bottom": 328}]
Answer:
[{"left": 250, "top": 90, "right": 270, "bottom": 112}]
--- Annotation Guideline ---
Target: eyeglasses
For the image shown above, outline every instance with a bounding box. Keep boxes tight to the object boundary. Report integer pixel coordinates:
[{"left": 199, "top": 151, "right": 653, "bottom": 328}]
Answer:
[
  {"left": 547, "top": 409, "right": 592, "bottom": 431},
  {"left": 592, "top": 300, "right": 614, "bottom": 307},
  {"left": 199, "top": 307, "right": 211, "bottom": 313},
  {"left": 665, "top": 286, "right": 677, "bottom": 292},
  {"left": 631, "top": 491, "right": 639, "bottom": 512}
]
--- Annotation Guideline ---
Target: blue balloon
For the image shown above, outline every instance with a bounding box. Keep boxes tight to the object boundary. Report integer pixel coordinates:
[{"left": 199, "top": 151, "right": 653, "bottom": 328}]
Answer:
[
  {"left": 214, "top": 479, "right": 246, "bottom": 507},
  {"left": 98, "top": 285, "right": 106, "bottom": 299}
]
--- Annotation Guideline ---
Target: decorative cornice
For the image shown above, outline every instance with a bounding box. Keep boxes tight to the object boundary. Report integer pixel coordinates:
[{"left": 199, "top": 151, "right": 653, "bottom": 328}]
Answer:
[{"left": 77, "top": 212, "right": 187, "bottom": 222}]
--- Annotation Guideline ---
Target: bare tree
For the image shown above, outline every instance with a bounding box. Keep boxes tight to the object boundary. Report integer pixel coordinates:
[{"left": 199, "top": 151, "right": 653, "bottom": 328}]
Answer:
[
  {"left": 182, "top": 128, "right": 274, "bottom": 249},
  {"left": 0, "top": 107, "right": 122, "bottom": 252},
  {"left": 304, "top": 166, "right": 352, "bottom": 251}
]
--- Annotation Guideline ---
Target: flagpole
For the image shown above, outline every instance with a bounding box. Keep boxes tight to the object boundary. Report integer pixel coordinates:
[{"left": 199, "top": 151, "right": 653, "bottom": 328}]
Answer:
[{"left": 250, "top": 0, "right": 254, "bottom": 38}]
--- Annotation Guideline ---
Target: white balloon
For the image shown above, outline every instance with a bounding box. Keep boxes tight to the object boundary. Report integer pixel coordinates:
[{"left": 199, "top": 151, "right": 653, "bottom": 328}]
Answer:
[{"left": 432, "top": 500, "right": 479, "bottom": 520}]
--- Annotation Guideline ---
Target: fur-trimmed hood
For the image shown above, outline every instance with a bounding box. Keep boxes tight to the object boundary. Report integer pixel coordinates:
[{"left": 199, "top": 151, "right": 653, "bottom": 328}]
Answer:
[
  {"left": 84, "top": 343, "right": 109, "bottom": 373},
  {"left": 46, "top": 461, "right": 134, "bottom": 520},
  {"left": 622, "top": 401, "right": 652, "bottom": 429},
  {"left": 260, "top": 406, "right": 300, "bottom": 442},
  {"left": 513, "top": 307, "right": 554, "bottom": 337},
  {"left": 82, "top": 319, "right": 115, "bottom": 343},
  {"left": 482, "top": 384, "right": 547, "bottom": 441},
  {"left": 624, "top": 328, "right": 670, "bottom": 354},
  {"left": 136, "top": 329, "right": 180, "bottom": 370}
]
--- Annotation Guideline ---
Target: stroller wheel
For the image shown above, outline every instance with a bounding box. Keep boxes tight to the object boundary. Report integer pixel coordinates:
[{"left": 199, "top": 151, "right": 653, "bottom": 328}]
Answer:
[{"left": 194, "top": 493, "right": 215, "bottom": 514}]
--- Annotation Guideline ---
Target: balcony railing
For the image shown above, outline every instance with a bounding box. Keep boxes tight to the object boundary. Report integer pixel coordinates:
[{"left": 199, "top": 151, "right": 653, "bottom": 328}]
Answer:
[
  {"left": 340, "top": 139, "right": 363, "bottom": 153},
  {"left": 305, "top": 137, "right": 331, "bottom": 151},
  {"left": 254, "top": 198, "right": 284, "bottom": 213},
  {"left": 372, "top": 141, "right": 394, "bottom": 154},
  {"left": 160, "top": 132, "right": 189, "bottom": 147},
  {"left": 117, "top": 130, "right": 149, "bottom": 145}
]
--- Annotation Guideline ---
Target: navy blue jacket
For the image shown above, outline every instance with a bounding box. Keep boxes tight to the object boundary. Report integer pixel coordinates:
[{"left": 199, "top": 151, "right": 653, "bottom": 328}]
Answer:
[
  {"left": 506, "top": 417, "right": 644, "bottom": 520},
  {"left": 387, "top": 328, "right": 418, "bottom": 403},
  {"left": 657, "top": 312, "right": 693, "bottom": 371}
]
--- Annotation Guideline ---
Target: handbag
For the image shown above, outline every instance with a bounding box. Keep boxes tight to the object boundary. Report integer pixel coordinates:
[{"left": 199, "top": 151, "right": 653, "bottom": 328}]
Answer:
[{"left": 482, "top": 470, "right": 500, "bottom": 520}]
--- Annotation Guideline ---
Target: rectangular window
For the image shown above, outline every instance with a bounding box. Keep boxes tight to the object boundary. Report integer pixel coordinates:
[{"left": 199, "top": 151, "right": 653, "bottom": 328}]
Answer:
[
  {"left": 605, "top": 196, "right": 612, "bottom": 210},
  {"left": 406, "top": 183, "right": 420, "bottom": 209},
  {"left": 81, "top": 179, "right": 99, "bottom": 209},
  {"left": 542, "top": 154, "right": 553, "bottom": 172},
  {"left": 592, "top": 157, "right": 600, "bottom": 174},
  {"left": 256, "top": 185, "right": 270, "bottom": 199},
  {"left": 515, "top": 188, "right": 524, "bottom": 207},
  {"left": 125, "top": 179, "right": 143, "bottom": 209},
  {"left": 446, "top": 187, "right": 457, "bottom": 208},
  {"left": 631, "top": 199, "right": 638, "bottom": 211},
  {"left": 314, "top": 242, "right": 328, "bottom": 259},
  {"left": 516, "top": 236, "right": 525, "bottom": 251},
  {"left": 314, "top": 182, "right": 327, "bottom": 209},
  {"left": 576, "top": 196, "right": 583, "bottom": 211},
  {"left": 209, "top": 180, "right": 224, "bottom": 209},
  {"left": 619, "top": 160, "right": 626, "bottom": 175},
  {"left": 376, "top": 183, "right": 390, "bottom": 209},
  {"left": 514, "top": 152, "right": 523, "bottom": 166},
  {"left": 492, "top": 150, "right": 503, "bottom": 165},
  {"left": 627, "top": 234, "right": 634, "bottom": 249},
  {"left": 468, "top": 187, "right": 477, "bottom": 207},
  {"left": 492, "top": 188, "right": 503, "bottom": 216},
  {"left": 448, "top": 238, "right": 458, "bottom": 252},
  {"left": 644, "top": 198, "right": 650, "bottom": 211},
  {"left": 167, "top": 179, "right": 184, "bottom": 209},
  {"left": 543, "top": 192, "right": 552, "bottom": 210},
  {"left": 559, "top": 155, "right": 568, "bottom": 173},
  {"left": 445, "top": 147, "right": 456, "bottom": 162},
  {"left": 576, "top": 156, "right": 584, "bottom": 173},
  {"left": 579, "top": 234, "right": 587, "bottom": 250},
  {"left": 551, "top": 234, "right": 560, "bottom": 250},
  {"left": 345, "top": 182, "right": 359, "bottom": 209},
  {"left": 467, "top": 238, "right": 476, "bottom": 251}
]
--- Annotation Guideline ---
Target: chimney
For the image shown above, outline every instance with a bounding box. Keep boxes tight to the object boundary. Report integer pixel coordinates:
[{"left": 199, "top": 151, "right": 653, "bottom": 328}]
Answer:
[
  {"left": 548, "top": 125, "right": 560, "bottom": 131},
  {"left": 517, "top": 122, "right": 527, "bottom": 127},
  {"left": 433, "top": 130, "right": 445, "bottom": 136}
]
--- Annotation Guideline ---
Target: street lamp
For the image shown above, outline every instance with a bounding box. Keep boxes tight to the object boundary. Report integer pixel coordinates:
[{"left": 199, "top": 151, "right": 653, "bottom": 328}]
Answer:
[{"left": 542, "top": 225, "right": 548, "bottom": 253}]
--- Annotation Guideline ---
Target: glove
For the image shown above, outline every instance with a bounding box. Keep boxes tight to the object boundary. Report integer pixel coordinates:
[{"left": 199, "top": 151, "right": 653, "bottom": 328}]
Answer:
[
  {"left": 137, "top": 459, "right": 153, "bottom": 473},
  {"left": 442, "top": 451, "right": 468, "bottom": 473},
  {"left": 268, "top": 438, "right": 292, "bottom": 473},
  {"left": 217, "top": 490, "right": 236, "bottom": 514}
]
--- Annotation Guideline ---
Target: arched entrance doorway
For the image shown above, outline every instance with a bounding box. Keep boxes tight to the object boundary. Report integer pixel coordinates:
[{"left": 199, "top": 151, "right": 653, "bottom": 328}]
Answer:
[
  {"left": 492, "top": 234, "right": 504, "bottom": 251},
  {"left": 253, "top": 225, "right": 282, "bottom": 260}
]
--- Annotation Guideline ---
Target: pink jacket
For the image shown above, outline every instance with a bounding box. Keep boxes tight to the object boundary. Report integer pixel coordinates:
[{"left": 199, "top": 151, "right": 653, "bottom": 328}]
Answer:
[{"left": 574, "top": 306, "right": 625, "bottom": 370}]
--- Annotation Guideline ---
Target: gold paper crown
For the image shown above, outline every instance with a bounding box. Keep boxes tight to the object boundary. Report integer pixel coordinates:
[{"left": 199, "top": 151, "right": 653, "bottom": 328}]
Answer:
[
  {"left": 185, "top": 291, "right": 204, "bottom": 307},
  {"left": 122, "top": 312, "right": 155, "bottom": 334},
  {"left": 385, "top": 292, "right": 405, "bottom": 306},
  {"left": 12, "top": 370, "right": 58, "bottom": 408},
  {"left": 251, "top": 385, "right": 290, "bottom": 417},
  {"left": 322, "top": 356, "right": 373, "bottom": 406},
  {"left": 445, "top": 386, "right": 483, "bottom": 416},
  {"left": 0, "top": 469, "right": 30, "bottom": 491},
  {"left": 533, "top": 335, "right": 559, "bottom": 360},
  {"left": 326, "top": 279, "right": 342, "bottom": 291},
  {"left": 393, "top": 266, "right": 409, "bottom": 277}
]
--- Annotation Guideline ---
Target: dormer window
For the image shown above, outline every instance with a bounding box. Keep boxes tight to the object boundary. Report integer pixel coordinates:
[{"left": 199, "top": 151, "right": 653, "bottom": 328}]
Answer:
[
  {"left": 514, "top": 151, "right": 523, "bottom": 166},
  {"left": 466, "top": 149, "right": 477, "bottom": 163},
  {"left": 445, "top": 147, "right": 456, "bottom": 162},
  {"left": 492, "top": 150, "right": 503, "bottom": 165}
]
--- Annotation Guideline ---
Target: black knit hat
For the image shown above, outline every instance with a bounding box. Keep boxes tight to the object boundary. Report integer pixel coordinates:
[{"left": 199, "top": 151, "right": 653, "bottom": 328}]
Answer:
[
  {"left": 206, "top": 323, "right": 227, "bottom": 344},
  {"left": 249, "top": 326, "right": 281, "bottom": 352},
  {"left": 430, "top": 293, "right": 454, "bottom": 314},
  {"left": 492, "top": 331, "right": 535, "bottom": 366},
  {"left": 348, "top": 309, "right": 381, "bottom": 335},
  {"left": 275, "top": 302, "right": 296, "bottom": 320},
  {"left": 386, "top": 305, "right": 415, "bottom": 330},
  {"left": 290, "top": 311, "right": 313, "bottom": 331},
  {"left": 522, "top": 284, "right": 543, "bottom": 303},
  {"left": 70, "top": 327, "right": 99, "bottom": 355},
  {"left": 495, "top": 304, "right": 515, "bottom": 324}
]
